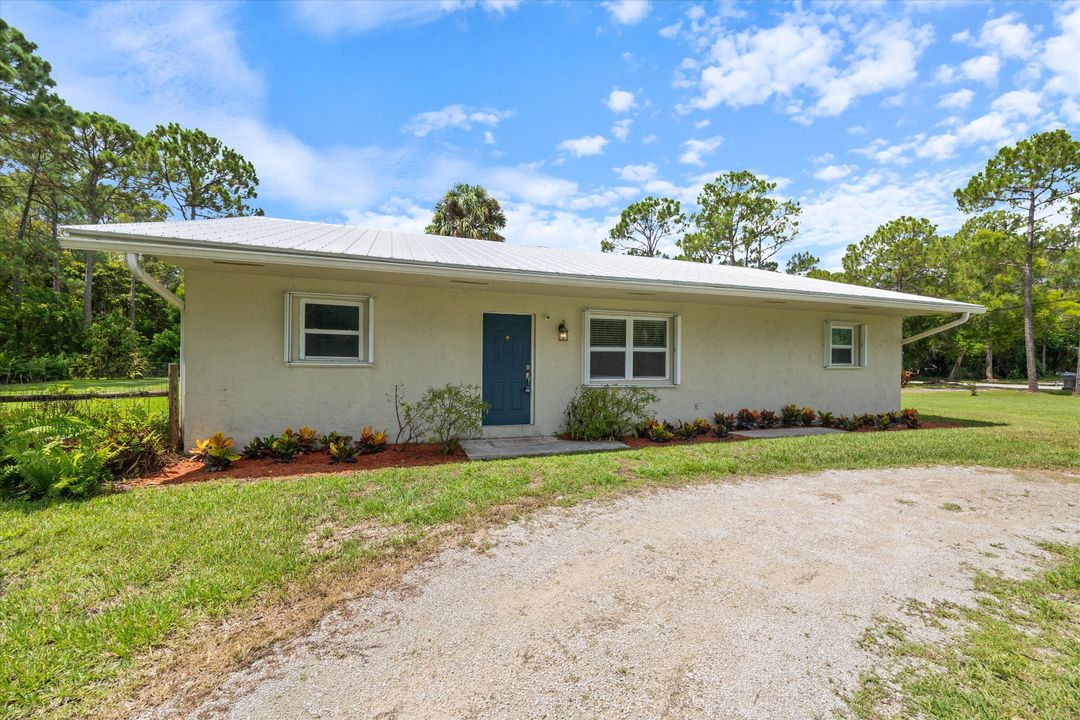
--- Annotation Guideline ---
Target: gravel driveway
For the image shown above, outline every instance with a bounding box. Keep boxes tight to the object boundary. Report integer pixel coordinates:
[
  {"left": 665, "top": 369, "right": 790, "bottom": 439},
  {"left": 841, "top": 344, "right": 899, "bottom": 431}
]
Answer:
[{"left": 183, "top": 467, "right": 1078, "bottom": 720}]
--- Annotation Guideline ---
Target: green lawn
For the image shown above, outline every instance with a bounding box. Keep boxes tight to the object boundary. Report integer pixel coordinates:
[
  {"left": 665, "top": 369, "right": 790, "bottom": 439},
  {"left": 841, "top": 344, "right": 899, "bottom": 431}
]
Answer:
[
  {"left": 0, "top": 377, "right": 167, "bottom": 396},
  {"left": 1, "top": 390, "right": 1077, "bottom": 719}
]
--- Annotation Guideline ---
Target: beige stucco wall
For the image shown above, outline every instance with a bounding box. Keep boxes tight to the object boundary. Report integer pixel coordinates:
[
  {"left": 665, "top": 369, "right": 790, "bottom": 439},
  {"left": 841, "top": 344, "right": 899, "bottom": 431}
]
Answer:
[{"left": 182, "top": 267, "right": 902, "bottom": 446}]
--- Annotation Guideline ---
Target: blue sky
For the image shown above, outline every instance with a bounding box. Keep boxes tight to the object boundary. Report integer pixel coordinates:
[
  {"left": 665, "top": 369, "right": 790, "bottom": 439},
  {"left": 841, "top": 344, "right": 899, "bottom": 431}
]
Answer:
[{"left": 4, "top": 0, "right": 1078, "bottom": 267}]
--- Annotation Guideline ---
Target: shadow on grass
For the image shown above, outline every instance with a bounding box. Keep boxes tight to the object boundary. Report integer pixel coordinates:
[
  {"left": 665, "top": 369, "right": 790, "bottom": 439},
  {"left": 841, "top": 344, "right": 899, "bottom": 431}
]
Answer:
[{"left": 919, "top": 414, "right": 1005, "bottom": 429}]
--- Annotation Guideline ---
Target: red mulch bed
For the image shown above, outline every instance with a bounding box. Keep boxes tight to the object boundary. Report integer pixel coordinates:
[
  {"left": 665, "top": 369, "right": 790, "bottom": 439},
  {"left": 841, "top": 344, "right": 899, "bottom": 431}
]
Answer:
[
  {"left": 620, "top": 421, "right": 964, "bottom": 448},
  {"left": 124, "top": 443, "right": 466, "bottom": 489}
]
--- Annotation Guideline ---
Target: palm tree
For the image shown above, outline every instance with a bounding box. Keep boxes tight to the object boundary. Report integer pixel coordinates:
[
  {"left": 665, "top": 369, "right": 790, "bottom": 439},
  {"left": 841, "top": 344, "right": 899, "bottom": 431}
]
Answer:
[{"left": 425, "top": 183, "right": 507, "bottom": 241}]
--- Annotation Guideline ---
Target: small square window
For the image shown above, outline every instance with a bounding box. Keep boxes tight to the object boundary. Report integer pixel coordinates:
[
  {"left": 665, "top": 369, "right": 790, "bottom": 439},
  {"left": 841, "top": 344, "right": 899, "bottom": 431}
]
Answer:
[
  {"left": 286, "top": 294, "right": 372, "bottom": 365},
  {"left": 825, "top": 322, "right": 864, "bottom": 368},
  {"left": 585, "top": 312, "right": 676, "bottom": 385}
]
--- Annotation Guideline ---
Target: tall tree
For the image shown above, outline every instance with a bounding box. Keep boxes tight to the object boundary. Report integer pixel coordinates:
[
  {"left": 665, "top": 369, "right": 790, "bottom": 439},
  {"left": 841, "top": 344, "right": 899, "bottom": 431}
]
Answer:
[
  {"left": 0, "top": 19, "right": 59, "bottom": 123},
  {"left": 955, "top": 129, "right": 1080, "bottom": 392},
  {"left": 60, "top": 111, "right": 146, "bottom": 326},
  {"left": 677, "top": 171, "right": 800, "bottom": 270},
  {"left": 784, "top": 251, "right": 820, "bottom": 276},
  {"left": 140, "top": 123, "right": 260, "bottom": 220},
  {"left": 425, "top": 183, "right": 507, "bottom": 241},
  {"left": 602, "top": 196, "right": 686, "bottom": 257},
  {"left": 841, "top": 216, "right": 948, "bottom": 293}
]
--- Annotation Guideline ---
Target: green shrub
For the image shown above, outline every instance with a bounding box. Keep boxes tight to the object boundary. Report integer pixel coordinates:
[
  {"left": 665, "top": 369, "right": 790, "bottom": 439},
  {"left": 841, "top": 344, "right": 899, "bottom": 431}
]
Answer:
[
  {"left": 403, "top": 383, "right": 489, "bottom": 453},
  {"left": 800, "top": 406, "right": 816, "bottom": 426},
  {"left": 242, "top": 436, "right": 272, "bottom": 459},
  {"left": 758, "top": 409, "right": 779, "bottom": 428},
  {"left": 0, "top": 414, "right": 108, "bottom": 499},
  {"left": 356, "top": 426, "right": 388, "bottom": 454},
  {"left": 564, "top": 385, "right": 658, "bottom": 441},
  {"left": 639, "top": 418, "right": 674, "bottom": 442},
  {"left": 901, "top": 408, "right": 920, "bottom": 429},
  {"left": 817, "top": 411, "right": 835, "bottom": 427},
  {"left": 97, "top": 404, "right": 167, "bottom": 478},
  {"left": 674, "top": 420, "right": 699, "bottom": 441},
  {"left": 192, "top": 433, "right": 241, "bottom": 471},
  {"left": 781, "top": 403, "right": 801, "bottom": 426},
  {"left": 328, "top": 438, "right": 357, "bottom": 464},
  {"left": 77, "top": 312, "right": 147, "bottom": 379},
  {"left": 147, "top": 328, "right": 180, "bottom": 364},
  {"left": 713, "top": 413, "right": 735, "bottom": 435}
]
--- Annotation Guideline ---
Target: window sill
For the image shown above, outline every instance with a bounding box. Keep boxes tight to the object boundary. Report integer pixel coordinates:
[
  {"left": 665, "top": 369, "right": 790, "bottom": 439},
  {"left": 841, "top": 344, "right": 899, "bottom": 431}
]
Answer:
[
  {"left": 824, "top": 365, "right": 865, "bottom": 370},
  {"left": 286, "top": 361, "right": 374, "bottom": 368},
  {"left": 587, "top": 380, "right": 677, "bottom": 388}
]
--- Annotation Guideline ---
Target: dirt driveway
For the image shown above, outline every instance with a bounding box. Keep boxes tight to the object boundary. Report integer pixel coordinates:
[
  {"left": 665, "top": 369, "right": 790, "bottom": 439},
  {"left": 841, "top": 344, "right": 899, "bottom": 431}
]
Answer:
[{"left": 180, "top": 467, "right": 1078, "bottom": 720}]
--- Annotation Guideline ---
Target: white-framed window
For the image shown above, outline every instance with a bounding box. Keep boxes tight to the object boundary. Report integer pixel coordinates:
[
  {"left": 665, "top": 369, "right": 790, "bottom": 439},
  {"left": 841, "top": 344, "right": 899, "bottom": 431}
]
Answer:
[
  {"left": 825, "top": 321, "right": 867, "bottom": 368},
  {"left": 583, "top": 310, "right": 678, "bottom": 385},
  {"left": 284, "top": 292, "right": 373, "bottom": 365}
]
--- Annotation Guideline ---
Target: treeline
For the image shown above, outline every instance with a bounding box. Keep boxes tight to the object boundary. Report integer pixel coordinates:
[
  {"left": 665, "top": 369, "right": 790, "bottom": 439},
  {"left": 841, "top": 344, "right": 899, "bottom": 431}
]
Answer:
[
  {"left": 601, "top": 134, "right": 1080, "bottom": 390},
  {"left": 0, "top": 21, "right": 260, "bottom": 383}
]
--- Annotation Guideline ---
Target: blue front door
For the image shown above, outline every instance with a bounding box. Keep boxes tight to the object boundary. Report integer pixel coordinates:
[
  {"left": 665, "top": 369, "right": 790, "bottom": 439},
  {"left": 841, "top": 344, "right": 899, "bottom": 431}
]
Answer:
[{"left": 482, "top": 313, "right": 532, "bottom": 426}]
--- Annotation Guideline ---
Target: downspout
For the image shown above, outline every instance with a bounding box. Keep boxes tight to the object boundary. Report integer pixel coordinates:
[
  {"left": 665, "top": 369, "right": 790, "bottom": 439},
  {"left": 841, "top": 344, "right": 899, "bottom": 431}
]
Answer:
[
  {"left": 127, "top": 253, "right": 185, "bottom": 446},
  {"left": 901, "top": 312, "right": 971, "bottom": 346}
]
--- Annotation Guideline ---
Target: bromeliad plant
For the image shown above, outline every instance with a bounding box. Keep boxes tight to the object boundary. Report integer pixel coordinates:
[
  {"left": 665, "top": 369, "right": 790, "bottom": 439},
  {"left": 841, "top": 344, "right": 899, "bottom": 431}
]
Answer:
[
  {"left": 781, "top": 404, "right": 801, "bottom": 426},
  {"left": 692, "top": 417, "right": 712, "bottom": 436},
  {"left": 674, "top": 420, "right": 699, "bottom": 441},
  {"left": 836, "top": 415, "right": 859, "bottom": 432},
  {"left": 193, "top": 433, "right": 241, "bottom": 472},
  {"left": 283, "top": 426, "right": 319, "bottom": 454},
  {"left": 901, "top": 408, "right": 920, "bottom": 429},
  {"left": 640, "top": 418, "right": 674, "bottom": 442},
  {"left": 817, "top": 411, "right": 835, "bottom": 428},
  {"left": 758, "top": 409, "right": 779, "bottom": 428},
  {"left": 800, "top": 406, "right": 816, "bottom": 427},
  {"left": 357, "top": 426, "right": 388, "bottom": 455},
  {"left": 735, "top": 408, "right": 759, "bottom": 430},
  {"left": 266, "top": 434, "right": 300, "bottom": 463},
  {"left": 242, "top": 436, "right": 271, "bottom": 460},
  {"left": 874, "top": 413, "right": 893, "bottom": 431},
  {"left": 327, "top": 437, "right": 358, "bottom": 464}
]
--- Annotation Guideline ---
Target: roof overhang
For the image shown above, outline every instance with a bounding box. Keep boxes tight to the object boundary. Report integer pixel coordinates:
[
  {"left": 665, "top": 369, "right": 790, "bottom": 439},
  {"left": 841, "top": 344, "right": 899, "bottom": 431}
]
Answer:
[{"left": 59, "top": 225, "right": 986, "bottom": 317}]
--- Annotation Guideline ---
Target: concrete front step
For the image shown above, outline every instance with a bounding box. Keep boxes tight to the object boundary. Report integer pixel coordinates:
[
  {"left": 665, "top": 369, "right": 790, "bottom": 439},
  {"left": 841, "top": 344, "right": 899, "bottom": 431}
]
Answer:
[{"left": 460, "top": 436, "right": 629, "bottom": 461}]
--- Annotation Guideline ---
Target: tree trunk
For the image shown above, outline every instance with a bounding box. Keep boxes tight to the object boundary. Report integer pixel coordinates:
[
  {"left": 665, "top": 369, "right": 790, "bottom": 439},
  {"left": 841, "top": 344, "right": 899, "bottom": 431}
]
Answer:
[
  {"left": 1022, "top": 191, "right": 1038, "bottom": 392},
  {"left": 83, "top": 251, "right": 95, "bottom": 327},
  {"left": 129, "top": 273, "right": 137, "bottom": 327},
  {"left": 984, "top": 344, "right": 993, "bottom": 381},
  {"left": 947, "top": 351, "right": 965, "bottom": 382}
]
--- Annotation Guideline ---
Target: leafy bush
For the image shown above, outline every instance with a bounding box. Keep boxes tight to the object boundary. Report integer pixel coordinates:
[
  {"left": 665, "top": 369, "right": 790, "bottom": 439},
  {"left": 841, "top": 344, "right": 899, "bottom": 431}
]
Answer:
[
  {"left": 714, "top": 421, "right": 731, "bottom": 438},
  {"left": 692, "top": 417, "right": 712, "bottom": 435},
  {"left": 901, "top": 408, "right": 921, "bottom": 429},
  {"left": 288, "top": 426, "right": 319, "bottom": 453},
  {"left": 735, "top": 408, "right": 759, "bottom": 430},
  {"left": 836, "top": 415, "right": 859, "bottom": 431},
  {"left": 674, "top": 420, "right": 699, "bottom": 441},
  {"left": 781, "top": 404, "right": 801, "bottom": 426},
  {"left": 393, "top": 384, "right": 489, "bottom": 452},
  {"left": 328, "top": 438, "right": 357, "bottom": 464},
  {"left": 0, "top": 414, "right": 108, "bottom": 499},
  {"left": 147, "top": 328, "right": 180, "bottom": 364},
  {"left": 817, "top": 411, "right": 835, "bottom": 428},
  {"left": 97, "top": 404, "right": 167, "bottom": 478},
  {"left": 758, "top": 409, "right": 779, "bottom": 428},
  {"left": 319, "top": 431, "right": 350, "bottom": 449},
  {"left": 0, "top": 351, "right": 75, "bottom": 384},
  {"left": 800, "top": 406, "right": 816, "bottom": 426},
  {"left": 714, "top": 412, "right": 735, "bottom": 432},
  {"left": 639, "top": 418, "right": 673, "bottom": 442},
  {"left": 242, "top": 436, "right": 271, "bottom": 459},
  {"left": 192, "top": 433, "right": 240, "bottom": 471},
  {"left": 564, "top": 385, "right": 657, "bottom": 442},
  {"left": 873, "top": 413, "right": 893, "bottom": 431},
  {"left": 77, "top": 312, "right": 147, "bottom": 379},
  {"left": 357, "top": 426, "right": 388, "bottom": 454},
  {"left": 266, "top": 435, "right": 299, "bottom": 463}
]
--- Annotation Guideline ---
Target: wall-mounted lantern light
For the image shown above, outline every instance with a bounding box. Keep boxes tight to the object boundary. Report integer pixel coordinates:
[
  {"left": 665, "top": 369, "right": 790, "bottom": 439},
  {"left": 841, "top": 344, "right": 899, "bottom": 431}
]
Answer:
[{"left": 558, "top": 320, "right": 569, "bottom": 342}]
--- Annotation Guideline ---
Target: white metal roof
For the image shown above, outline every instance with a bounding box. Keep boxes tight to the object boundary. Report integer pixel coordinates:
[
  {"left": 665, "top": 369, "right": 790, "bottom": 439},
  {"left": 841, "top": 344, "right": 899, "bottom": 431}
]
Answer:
[{"left": 60, "top": 216, "right": 983, "bottom": 315}]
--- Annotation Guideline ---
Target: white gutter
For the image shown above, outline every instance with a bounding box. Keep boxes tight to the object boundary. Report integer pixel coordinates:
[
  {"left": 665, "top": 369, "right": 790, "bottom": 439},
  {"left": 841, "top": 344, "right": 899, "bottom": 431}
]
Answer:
[
  {"left": 126, "top": 252, "right": 184, "bottom": 312},
  {"left": 902, "top": 312, "right": 972, "bottom": 345}
]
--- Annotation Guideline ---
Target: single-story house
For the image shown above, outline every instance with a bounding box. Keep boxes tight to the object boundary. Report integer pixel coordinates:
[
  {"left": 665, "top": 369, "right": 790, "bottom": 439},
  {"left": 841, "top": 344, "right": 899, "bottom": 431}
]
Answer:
[{"left": 60, "top": 216, "right": 984, "bottom": 445}]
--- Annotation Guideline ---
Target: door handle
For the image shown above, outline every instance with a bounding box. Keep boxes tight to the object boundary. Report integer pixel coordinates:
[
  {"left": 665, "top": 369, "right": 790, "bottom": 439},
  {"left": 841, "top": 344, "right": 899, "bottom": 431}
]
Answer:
[{"left": 524, "top": 364, "right": 531, "bottom": 393}]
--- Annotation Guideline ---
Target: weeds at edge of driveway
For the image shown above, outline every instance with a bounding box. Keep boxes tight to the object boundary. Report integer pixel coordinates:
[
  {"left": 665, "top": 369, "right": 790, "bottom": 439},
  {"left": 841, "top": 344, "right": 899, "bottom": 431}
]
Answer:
[{"left": 846, "top": 542, "right": 1080, "bottom": 720}]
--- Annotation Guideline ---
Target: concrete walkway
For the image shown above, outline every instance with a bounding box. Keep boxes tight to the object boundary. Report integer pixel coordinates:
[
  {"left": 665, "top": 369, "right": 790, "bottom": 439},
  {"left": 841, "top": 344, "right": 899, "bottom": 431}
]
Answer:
[
  {"left": 460, "top": 436, "right": 629, "bottom": 460},
  {"left": 731, "top": 426, "right": 845, "bottom": 439}
]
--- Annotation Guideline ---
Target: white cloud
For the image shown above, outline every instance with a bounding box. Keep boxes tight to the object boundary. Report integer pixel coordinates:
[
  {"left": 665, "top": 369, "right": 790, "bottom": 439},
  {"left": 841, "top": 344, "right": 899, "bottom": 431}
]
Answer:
[
  {"left": 605, "top": 88, "right": 637, "bottom": 112},
  {"left": 567, "top": 186, "right": 640, "bottom": 211},
  {"left": 641, "top": 133, "right": 658, "bottom": 145},
  {"left": 1044, "top": 4, "right": 1080, "bottom": 95},
  {"left": 556, "top": 134, "right": 609, "bottom": 157},
  {"left": 614, "top": 162, "right": 658, "bottom": 182},
  {"left": 602, "top": 0, "right": 650, "bottom": 25},
  {"left": 938, "top": 88, "right": 975, "bottom": 109},
  {"left": 991, "top": 89, "right": 1042, "bottom": 116},
  {"left": 483, "top": 130, "right": 496, "bottom": 144},
  {"left": 402, "top": 105, "right": 514, "bottom": 137},
  {"left": 677, "top": 15, "right": 932, "bottom": 121},
  {"left": 915, "top": 133, "right": 959, "bottom": 161},
  {"left": 483, "top": 165, "right": 579, "bottom": 206},
  {"left": 678, "top": 135, "right": 723, "bottom": 166},
  {"left": 978, "top": 14, "right": 1036, "bottom": 59},
  {"left": 694, "top": 118, "right": 711, "bottom": 129},
  {"left": 611, "top": 118, "right": 633, "bottom": 141},
  {"left": 813, "top": 164, "right": 855, "bottom": 181},
  {"left": 343, "top": 197, "right": 432, "bottom": 234},
  {"left": 659, "top": 21, "right": 682, "bottom": 39},
  {"left": 959, "top": 54, "right": 1001, "bottom": 85},
  {"left": 293, "top": 0, "right": 520, "bottom": 35}
]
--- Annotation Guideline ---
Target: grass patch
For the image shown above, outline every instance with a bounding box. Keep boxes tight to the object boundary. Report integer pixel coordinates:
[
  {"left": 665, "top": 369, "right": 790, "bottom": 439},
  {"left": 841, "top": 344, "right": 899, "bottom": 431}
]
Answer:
[
  {"left": 0, "top": 377, "right": 167, "bottom": 396},
  {"left": 850, "top": 543, "right": 1080, "bottom": 720},
  {"left": 1, "top": 390, "right": 1078, "bottom": 719}
]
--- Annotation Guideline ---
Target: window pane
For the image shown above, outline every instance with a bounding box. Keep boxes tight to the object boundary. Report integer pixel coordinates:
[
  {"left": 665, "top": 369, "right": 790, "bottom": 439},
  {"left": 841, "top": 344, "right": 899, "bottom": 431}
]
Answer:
[
  {"left": 590, "top": 351, "right": 625, "bottom": 378},
  {"left": 831, "top": 327, "right": 853, "bottom": 346},
  {"left": 305, "top": 333, "right": 360, "bottom": 359},
  {"left": 831, "top": 347, "right": 853, "bottom": 365},
  {"left": 590, "top": 318, "right": 626, "bottom": 347},
  {"left": 632, "top": 351, "right": 667, "bottom": 378},
  {"left": 305, "top": 302, "right": 360, "bottom": 331},
  {"left": 633, "top": 319, "right": 667, "bottom": 349}
]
